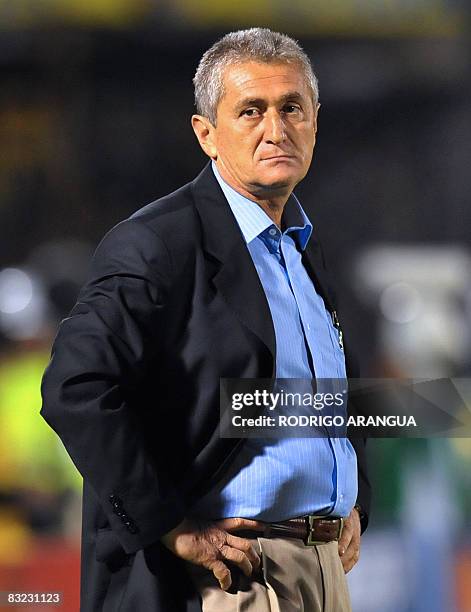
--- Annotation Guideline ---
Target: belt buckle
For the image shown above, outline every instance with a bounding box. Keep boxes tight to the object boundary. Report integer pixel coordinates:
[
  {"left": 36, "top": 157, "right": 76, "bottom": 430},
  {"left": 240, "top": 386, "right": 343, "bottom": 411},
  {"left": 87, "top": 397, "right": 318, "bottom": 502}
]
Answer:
[{"left": 305, "top": 515, "right": 344, "bottom": 546}]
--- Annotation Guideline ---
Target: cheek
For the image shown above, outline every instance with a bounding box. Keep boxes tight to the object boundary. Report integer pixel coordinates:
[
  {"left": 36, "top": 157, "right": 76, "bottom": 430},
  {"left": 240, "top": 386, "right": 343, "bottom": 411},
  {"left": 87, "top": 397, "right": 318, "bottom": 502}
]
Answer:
[
  {"left": 219, "top": 130, "right": 254, "bottom": 157},
  {"left": 233, "top": 139, "right": 259, "bottom": 167},
  {"left": 300, "top": 131, "right": 316, "bottom": 160}
]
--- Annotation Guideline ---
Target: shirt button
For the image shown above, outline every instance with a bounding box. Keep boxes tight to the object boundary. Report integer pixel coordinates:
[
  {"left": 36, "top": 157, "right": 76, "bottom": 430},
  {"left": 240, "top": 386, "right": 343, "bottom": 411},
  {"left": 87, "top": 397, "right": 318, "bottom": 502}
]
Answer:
[
  {"left": 269, "top": 228, "right": 277, "bottom": 236},
  {"left": 306, "top": 324, "right": 311, "bottom": 330}
]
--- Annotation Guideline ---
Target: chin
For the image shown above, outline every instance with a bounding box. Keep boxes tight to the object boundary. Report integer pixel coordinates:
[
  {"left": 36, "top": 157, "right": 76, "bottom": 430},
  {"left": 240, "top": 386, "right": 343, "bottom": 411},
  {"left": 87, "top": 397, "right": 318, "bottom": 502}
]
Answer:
[{"left": 254, "top": 169, "right": 300, "bottom": 193}]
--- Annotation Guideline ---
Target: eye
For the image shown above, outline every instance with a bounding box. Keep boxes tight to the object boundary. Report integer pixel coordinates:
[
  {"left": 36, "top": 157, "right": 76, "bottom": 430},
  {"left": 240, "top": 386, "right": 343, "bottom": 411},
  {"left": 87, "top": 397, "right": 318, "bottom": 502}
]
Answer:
[
  {"left": 283, "top": 104, "right": 301, "bottom": 114},
  {"left": 241, "top": 108, "right": 260, "bottom": 118}
]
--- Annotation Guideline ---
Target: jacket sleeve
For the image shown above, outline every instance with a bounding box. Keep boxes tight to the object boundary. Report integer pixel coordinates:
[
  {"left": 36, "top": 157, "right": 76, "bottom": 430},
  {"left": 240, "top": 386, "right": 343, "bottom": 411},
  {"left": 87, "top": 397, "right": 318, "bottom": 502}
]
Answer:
[
  {"left": 344, "top": 341, "right": 372, "bottom": 534},
  {"left": 40, "top": 219, "right": 185, "bottom": 554}
]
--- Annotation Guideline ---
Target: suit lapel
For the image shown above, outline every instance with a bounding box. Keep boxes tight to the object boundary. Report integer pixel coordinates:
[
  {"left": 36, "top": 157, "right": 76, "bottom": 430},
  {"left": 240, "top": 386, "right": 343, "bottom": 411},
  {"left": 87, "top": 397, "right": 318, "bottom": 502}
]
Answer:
[
  {"left": 302, "top": 232, "right": 356, "bottom": 376},
  {"left": 302, "top": 235, "right": 336, "bottom": 314},
  {"left": 191, "top": 163, "right": 340, "bottom": 377},
  {"left": 191, "top": 163, "right": 276, "bottom": 372}
]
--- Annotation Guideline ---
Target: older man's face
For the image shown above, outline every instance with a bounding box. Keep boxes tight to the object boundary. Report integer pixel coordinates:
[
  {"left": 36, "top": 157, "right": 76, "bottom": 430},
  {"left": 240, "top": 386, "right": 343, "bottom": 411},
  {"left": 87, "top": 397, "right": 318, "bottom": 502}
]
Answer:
[{"left": 211, "top": 61, "right": 318, "bottom": 200}]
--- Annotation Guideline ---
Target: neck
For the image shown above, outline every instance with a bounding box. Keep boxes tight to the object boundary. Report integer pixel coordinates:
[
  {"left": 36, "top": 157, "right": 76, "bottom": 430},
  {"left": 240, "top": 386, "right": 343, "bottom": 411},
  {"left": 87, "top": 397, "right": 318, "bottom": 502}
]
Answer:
[
  {"left": 255, "top": 198, "right": 285, "bottom": 227},
  {"left": 215, "top": 161, "right": 290, "bottom": 228}
]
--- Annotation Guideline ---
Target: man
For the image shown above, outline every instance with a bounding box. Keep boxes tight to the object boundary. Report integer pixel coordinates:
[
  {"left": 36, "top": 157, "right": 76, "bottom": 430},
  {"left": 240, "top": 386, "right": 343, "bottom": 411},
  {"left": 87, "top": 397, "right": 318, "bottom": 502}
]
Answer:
[{"left": 41, "top": 28, "right": 370, "bottom": 611}]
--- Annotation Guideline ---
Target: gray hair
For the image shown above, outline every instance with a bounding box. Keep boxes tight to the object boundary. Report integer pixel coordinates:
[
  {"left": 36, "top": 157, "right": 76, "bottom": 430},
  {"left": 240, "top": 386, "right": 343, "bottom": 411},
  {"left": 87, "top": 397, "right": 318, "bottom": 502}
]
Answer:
[{"left": 193, "top": 28, "right": 319, "bottom": 125}]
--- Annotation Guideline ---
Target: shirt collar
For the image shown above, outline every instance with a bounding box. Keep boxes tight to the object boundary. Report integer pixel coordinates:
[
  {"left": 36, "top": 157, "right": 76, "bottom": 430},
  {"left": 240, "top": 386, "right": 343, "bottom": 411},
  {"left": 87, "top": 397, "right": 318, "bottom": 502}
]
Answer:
[{"left": 211, "top": 161, "right": 313, "bottom": 250}]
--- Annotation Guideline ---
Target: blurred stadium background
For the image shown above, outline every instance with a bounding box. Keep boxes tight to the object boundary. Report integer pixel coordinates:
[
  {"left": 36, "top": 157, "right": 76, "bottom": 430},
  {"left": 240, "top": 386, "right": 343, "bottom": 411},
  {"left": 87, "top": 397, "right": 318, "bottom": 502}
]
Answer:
[{"left": 0, "top": 1, "right": 470, "bottom": 610}]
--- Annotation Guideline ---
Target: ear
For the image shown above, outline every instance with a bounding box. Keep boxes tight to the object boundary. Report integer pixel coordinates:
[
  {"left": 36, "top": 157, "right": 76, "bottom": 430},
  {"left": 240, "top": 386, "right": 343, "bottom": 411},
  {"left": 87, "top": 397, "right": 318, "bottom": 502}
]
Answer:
[
  {"left": 313, "top": 102, "right": 320, "bottom": 134},
  {"left": 191, "top": 115, "right": 218, "bottom": 159}
]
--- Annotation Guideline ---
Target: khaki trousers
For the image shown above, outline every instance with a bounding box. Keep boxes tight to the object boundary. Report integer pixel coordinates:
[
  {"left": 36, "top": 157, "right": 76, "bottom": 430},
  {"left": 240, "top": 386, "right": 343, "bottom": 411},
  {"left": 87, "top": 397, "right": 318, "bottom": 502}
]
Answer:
[{"left": 187, "top": 537, "right": 352, "bottom": 612}]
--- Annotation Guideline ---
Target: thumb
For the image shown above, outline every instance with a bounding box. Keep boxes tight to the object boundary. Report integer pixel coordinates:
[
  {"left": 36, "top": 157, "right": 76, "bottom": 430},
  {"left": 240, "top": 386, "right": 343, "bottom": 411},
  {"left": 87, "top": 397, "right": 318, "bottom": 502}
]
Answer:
[{"left": 209, "top": 560, "right": 232, "bottom": 591}]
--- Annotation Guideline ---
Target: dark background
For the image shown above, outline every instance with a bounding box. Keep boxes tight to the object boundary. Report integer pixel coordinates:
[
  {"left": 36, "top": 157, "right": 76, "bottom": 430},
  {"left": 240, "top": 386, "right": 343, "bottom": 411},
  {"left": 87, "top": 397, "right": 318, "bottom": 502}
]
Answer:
[{"left": 0, "top": 2, "right": 470, "bottom": 610}]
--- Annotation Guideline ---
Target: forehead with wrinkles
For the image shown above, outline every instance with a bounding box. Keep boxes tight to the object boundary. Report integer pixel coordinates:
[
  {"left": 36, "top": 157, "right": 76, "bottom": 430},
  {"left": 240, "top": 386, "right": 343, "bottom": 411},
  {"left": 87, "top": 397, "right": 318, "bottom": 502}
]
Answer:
[{"left": 217, "top": 61, "right": 312, "bottom": 115}]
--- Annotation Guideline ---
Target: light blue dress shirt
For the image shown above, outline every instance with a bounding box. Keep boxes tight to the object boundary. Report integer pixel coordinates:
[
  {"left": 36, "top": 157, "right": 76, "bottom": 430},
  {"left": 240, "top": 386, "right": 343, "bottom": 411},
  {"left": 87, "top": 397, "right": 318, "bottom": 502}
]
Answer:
[{"left": 191, "top": 163, "right": 358, "bottom": 521}]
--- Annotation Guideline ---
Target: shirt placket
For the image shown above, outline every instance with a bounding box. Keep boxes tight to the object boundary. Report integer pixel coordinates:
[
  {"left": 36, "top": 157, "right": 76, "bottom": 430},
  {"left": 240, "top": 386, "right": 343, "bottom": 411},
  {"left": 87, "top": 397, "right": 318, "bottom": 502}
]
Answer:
[{"left": 280, "top": 231, "right": 344, "bottom": 515}]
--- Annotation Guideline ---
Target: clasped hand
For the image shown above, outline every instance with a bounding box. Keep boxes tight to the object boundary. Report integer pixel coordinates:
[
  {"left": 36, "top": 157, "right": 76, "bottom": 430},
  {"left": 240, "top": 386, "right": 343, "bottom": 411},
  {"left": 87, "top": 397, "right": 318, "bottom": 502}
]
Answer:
[
  {"left": 161, "top": 517, "right": 263, "bottom": 591},
  {"left": 337, "top": 506, "right": 361, "bottom": 573}
]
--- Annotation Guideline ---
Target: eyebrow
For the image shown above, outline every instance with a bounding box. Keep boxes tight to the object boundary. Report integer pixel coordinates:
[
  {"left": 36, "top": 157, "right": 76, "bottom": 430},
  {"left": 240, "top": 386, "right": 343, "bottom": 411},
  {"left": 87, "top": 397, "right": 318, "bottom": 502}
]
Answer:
[{"left": 234, "top": 91, "right": 305, "bottom": 111}]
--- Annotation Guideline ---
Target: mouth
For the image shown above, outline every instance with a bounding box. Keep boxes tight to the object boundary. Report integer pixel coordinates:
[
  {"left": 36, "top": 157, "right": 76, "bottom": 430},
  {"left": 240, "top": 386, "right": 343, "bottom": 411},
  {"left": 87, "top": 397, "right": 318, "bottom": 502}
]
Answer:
[{"left": 261, "top": 155, "right": 296, "bottom": 162}]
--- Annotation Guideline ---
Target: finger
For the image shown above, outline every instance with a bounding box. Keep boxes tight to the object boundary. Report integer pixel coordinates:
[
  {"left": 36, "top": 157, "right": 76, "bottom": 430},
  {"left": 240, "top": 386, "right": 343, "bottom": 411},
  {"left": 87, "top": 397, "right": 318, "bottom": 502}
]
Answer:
[
  {"left": 220, "top": 544, "right": 253, "bottom": 577},
  {"left": 338, "top": 528, "right": 352, "bottom": 556},
  {"left": 344, "top": 526, "right": 360, "bottom": 556},
  {"left": 340, "top": 544, "right": 360, "bottom": 574},
  {"left": 209, "top": 560, "right": 232, "bottom": 590},
  {"left": 215, "top": 517, "right": 264, "bottom": 532},
  {"left": 340, "top": 545, "right": 353, "bottom": 571},
  {"left": 226, "top": 533, "right": 260, "bottom": 570}
]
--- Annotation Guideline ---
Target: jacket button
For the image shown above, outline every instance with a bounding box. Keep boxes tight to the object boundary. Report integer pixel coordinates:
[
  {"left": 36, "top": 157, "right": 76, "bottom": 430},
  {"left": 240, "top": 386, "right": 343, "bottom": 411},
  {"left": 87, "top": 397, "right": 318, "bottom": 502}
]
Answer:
[
  {"left": 109, "top": 495, "right": 122, "bottom": 507},
  {"left": 124, "top": 520, "right": 137, "bottom": 532}
]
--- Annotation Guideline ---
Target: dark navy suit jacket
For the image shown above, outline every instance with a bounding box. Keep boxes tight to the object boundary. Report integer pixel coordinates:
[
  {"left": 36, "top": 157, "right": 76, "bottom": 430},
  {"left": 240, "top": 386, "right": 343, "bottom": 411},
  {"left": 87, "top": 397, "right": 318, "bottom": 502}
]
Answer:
[{"left": 41, "top": 163, "right": 371, "bottom": 611}]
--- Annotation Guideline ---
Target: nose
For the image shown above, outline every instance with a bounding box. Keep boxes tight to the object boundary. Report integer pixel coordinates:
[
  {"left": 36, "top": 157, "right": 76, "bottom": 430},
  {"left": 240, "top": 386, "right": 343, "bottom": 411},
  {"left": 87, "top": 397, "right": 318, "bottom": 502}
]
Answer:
[{"left": 264, "top": 109, "right": 286, "bottom": 145}]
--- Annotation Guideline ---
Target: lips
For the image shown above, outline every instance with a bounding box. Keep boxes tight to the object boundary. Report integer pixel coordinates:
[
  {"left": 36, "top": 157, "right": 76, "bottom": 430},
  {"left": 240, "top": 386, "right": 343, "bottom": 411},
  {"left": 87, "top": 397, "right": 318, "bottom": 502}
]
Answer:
[{"left": 261, "top": 155, "right": 295, "bottom": 161}]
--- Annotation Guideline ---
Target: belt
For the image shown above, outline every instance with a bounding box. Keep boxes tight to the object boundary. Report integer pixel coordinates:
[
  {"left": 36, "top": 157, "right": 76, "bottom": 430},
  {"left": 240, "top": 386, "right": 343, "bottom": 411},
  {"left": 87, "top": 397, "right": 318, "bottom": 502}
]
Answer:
[{"left": 259, "top": 516, "right": 344, "bottom": 546}]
